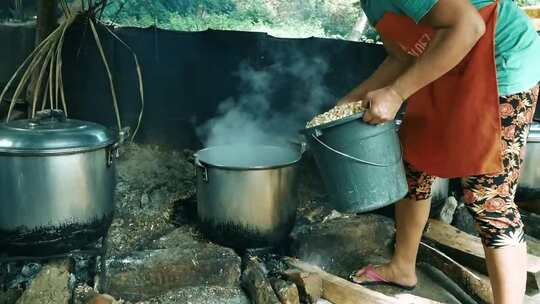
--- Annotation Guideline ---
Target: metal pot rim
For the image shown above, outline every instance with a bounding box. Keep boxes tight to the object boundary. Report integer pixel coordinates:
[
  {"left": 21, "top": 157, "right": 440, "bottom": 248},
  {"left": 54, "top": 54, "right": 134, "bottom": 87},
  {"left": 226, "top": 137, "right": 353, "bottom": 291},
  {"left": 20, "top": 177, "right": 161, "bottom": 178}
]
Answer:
[
  {"left": 196, "top": 145, "right": 302, "bottom": 171},
  {"left": 529, "top": 121, "right": 540, "bottom": 142},
  {"left": 197, "top": 158, "right": 301, "bottom": 171},
  {"left": 0, "top": 140, "right": 117, "bottom": 155}
]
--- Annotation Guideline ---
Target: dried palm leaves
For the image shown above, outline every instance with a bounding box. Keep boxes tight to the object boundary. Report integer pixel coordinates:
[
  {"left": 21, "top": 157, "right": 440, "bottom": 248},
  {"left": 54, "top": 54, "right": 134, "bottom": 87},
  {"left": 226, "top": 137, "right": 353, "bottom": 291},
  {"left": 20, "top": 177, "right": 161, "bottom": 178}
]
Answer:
[{"left": 0, "top": 2, "right": 144, "bottom": 142}]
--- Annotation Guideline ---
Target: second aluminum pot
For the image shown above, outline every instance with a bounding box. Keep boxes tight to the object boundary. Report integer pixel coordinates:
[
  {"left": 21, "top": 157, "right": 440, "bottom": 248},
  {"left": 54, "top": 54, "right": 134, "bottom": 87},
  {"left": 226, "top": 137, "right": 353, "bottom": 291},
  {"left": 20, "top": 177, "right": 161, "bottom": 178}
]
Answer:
[{"left": 195, "top": 145, "right": 301, "bottom": 249}]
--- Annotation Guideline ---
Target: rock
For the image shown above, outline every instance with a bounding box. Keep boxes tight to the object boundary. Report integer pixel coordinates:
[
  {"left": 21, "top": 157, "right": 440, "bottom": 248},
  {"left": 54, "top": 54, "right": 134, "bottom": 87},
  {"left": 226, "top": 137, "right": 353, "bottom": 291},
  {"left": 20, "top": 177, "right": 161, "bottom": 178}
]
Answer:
[
  {"left": 19, "top": 264, "right": 40, "bottom": 279},
  {"left": 296, "top": 154, "right": 333, "bottom": 225},
  {"left": 86, "top": 294, "right": 116, "bottom": 304},
  {"left": 451, "top": 203, "right": 479, "bottom": 236},
  {"left": 115, "top": 145, "right": 196, "bottom": 207},
  {"left": 104, "top": 215, "right": 175, "bottom": 258},
  {"left": 73, "top": 255, "right": 97, "bottom": 284},
  {"left": 525, "top": 235, "right": 540, "bottom": 256},
  {"left": 105, "top": 144, "right": 196, "bottom": 257},
  {"left": 16, "top": 259, "right": 72, "bottom": 304},
  {"left": 241, "top": 258, "right": 281, "bottom": 304},
  {"left": 102, "top": 243, "right": 241, "bottom": 301},
  {"left": 142, "top": 286, "right": 250, "bottom": 304},
  {"left": 321, "top": 210, "right": 347, "bottom": 223},
  {"left": 73, "top": 284, "right": 99, "bottom": 304},
  {"left": 270, "top": 278, "right": 299, "bottom": 304},
  {"left": 282, "top": 270, "right": 322, "bottom": 304},
  {"left": 521, "top": 209, "right": 540, "bottom": 239},
  {"left": 0, "top": 289, "right": 22, "bottom": 304},
  {"left": 291, "top": 214, "right": 395, "bottom": 277},
  {"left": 146, "top": 225, "right": 203, "bottom": 250},
  {"left": 433, "top": 196, "right": 458, "bottom": 224},
  {"left": 431, "top": 178, "right": 450, "bottom": 205},
  {"left": 300, "top": 206, "right": 332, "bottom": 224},
  {"left": 4, "top": 262, "right": 43, "bottom": 289},
  {"left": 140, "top": 193, "right": 151, "bottom": 207}
]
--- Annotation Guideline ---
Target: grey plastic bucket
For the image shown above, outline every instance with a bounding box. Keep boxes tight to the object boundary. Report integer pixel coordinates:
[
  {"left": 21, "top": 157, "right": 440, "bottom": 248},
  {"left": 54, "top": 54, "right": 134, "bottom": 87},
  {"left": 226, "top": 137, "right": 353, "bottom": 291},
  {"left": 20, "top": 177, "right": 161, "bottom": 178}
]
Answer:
[{"left": 302, "top": 113, "right": 408, "bottom": 213}]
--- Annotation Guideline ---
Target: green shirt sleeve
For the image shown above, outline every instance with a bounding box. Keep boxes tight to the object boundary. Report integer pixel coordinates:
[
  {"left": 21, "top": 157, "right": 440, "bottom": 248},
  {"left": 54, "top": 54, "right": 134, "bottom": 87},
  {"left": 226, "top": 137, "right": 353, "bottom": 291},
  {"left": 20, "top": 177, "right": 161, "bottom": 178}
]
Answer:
[{"left": 396, "top": 0, "right": 439, "bottom": 23}]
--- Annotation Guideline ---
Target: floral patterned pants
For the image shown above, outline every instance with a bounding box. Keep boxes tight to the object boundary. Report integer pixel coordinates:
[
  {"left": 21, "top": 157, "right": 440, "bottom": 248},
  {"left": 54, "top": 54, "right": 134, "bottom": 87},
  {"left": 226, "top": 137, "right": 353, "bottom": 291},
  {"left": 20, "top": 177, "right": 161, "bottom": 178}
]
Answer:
[{"left": 406, "top": 85, "right": 539, "bottom": 248}]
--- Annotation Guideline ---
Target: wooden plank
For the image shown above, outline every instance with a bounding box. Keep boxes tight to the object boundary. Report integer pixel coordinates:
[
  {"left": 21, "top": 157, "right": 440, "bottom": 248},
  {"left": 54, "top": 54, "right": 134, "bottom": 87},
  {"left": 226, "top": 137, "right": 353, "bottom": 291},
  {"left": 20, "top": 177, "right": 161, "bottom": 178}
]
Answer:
[
  {"left": 423, "top": 219, "right": 540, "bottom": 293},
  {"left": 285, "top": 258, "right": 443, "bottom": 304},
  {"left": 418, "top": 241, "right": 492, "bottom": 303},
  {"left": 242, "top": 258, "right": 281, "bottom": 304},
  {"left": 283, "top": 270, "right": 322, "bottom": 303},
  {"left": 270, "top": 278, "right": 300, "bottom": 304}
]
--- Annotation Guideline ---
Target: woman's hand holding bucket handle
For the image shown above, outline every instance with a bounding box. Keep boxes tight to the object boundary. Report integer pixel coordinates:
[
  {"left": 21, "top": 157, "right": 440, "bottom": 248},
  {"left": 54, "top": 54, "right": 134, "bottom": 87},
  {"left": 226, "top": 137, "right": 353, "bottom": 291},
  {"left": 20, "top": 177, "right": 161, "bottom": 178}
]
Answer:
[{"left": 362, "top": 85, "right": 404, "bottom": 125}]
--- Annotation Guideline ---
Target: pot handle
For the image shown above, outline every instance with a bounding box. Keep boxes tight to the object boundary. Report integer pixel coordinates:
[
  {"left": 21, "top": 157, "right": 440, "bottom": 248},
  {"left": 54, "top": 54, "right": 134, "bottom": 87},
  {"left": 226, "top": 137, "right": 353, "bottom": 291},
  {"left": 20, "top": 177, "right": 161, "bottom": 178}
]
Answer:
[
  {"left": 194, "top": 156, "right": 209, "bottom": 183},
  {"left": 118, "top": 127, "right": 131, "bottom": 144},
  {"left": 105, "top": 127, "right": 130, "bottom": 163},
  {"left": 107, "top": 142, "right": 120, "bottom": 167}
]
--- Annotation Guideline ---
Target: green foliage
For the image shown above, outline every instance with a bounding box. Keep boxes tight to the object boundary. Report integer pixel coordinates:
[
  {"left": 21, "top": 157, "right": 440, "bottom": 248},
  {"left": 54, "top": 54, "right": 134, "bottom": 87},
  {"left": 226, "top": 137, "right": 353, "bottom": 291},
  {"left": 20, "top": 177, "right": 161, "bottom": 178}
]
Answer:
[
  {"left": 515, "top": 0, "right": 540, "bottom": 6},
  {"left": 100, "top": 0, "right": 362, "bottom": 40}
]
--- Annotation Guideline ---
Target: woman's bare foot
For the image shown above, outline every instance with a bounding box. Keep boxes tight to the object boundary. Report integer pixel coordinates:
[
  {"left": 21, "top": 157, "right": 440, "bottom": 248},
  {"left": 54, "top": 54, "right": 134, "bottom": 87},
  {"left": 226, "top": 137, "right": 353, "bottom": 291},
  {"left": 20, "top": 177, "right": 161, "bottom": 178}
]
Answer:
[{"left": 351, "top": 263, "right": 417, "bottom": 288}]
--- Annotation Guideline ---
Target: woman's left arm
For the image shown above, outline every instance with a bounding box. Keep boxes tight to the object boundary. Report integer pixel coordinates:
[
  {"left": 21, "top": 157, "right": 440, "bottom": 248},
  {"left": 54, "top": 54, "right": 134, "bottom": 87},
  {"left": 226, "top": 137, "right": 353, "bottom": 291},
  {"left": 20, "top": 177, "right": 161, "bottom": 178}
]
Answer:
[{"left": 363, "top": 0, "right": 486, "bottom": 124}]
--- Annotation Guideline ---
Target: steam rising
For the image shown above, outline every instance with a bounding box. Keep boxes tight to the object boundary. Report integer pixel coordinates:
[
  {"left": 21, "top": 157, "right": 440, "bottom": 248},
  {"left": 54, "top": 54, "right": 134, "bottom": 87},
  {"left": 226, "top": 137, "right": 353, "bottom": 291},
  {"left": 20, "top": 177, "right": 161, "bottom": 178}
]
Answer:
[{"left": 197, "top": 53, "right": 334, "bottom": 147}]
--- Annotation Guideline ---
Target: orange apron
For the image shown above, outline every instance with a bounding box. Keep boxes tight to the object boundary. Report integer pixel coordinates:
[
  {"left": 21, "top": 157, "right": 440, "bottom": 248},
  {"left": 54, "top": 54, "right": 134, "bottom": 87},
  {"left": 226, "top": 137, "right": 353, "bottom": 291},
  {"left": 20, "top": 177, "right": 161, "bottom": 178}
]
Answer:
[{"left": 375, "top": 2, "right": 502, "bottom": 178}]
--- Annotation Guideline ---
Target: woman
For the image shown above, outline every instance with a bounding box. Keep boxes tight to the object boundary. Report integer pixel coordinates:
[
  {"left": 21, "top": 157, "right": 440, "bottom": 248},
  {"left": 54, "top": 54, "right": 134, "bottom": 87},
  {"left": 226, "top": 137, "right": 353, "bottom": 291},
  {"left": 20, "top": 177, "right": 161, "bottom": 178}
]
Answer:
[{"left": 339, "top": 0, "right": 540, "bottom": 303}]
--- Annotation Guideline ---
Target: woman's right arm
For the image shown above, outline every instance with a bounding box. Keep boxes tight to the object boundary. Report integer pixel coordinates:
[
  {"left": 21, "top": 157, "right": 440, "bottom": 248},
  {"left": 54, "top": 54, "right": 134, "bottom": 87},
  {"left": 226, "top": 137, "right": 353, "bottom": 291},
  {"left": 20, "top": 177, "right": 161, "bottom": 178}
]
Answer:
[{"left": 337, "top": 38, "right": 414, "bottom": 105}]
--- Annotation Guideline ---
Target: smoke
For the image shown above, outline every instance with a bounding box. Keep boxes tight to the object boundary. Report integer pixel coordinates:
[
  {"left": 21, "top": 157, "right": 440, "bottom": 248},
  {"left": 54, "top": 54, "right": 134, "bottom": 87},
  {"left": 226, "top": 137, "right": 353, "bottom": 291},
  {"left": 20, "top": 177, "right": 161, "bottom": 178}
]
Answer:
[{"left": 197, "top": 52, "right": 334, "bottom": 147}]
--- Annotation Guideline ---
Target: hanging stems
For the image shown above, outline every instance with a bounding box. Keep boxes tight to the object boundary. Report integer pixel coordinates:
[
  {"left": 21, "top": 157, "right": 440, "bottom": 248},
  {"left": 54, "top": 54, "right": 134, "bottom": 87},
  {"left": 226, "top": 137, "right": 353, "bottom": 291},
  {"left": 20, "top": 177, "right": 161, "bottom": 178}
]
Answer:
[
  {"left": 59, "top": 73, "right": 67, "bottom": 113},
  {"left": 59, "top": 0, "right": 72, "bottom": 17},
  {"left": 2, "top": 3, "right": 143, "bottom": 141},
  {"left": 5, "top": 31, "right": 62, "bottom": 121},
  {"left": 41, "top": 80, "right": 49, "bottom": 111},
  {"left": 89, "top": 18, "right": 122, "bottom": 131},
  {"left": 101, "top": 25, "right": 145, "bottom": 142},
  {"left": 32, "top": 39, "right": 57, "bottom": 118},
  {"left": 0, "top": 25, "right": 61, "bottom": 120},
  {"left": 48, "top": 40, "right": 56, "bottom": 111},
  {"left": 55, "top": 16, "right": 77, "bottom": 114}
]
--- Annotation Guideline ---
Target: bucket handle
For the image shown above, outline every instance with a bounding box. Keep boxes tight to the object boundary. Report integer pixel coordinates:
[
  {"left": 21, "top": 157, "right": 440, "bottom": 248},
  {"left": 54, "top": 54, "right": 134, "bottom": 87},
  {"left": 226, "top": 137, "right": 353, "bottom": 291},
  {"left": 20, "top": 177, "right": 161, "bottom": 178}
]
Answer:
[{"left": 311, "top": 134, "right": 402, "bottom": 167}]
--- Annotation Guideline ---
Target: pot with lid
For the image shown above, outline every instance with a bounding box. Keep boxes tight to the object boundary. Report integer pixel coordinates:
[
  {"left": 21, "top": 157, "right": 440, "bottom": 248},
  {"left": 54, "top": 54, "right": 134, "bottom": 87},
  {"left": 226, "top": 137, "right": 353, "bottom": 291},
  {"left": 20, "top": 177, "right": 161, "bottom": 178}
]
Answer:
[
  {"left": 516, "top": 121, "right": 540, "bottom": 212},
  {"left": 0, "top": 110, "right": 118, "bottom": 255},
  {"left": 195, "top": 145, "right": 301, "bottom": 249}
]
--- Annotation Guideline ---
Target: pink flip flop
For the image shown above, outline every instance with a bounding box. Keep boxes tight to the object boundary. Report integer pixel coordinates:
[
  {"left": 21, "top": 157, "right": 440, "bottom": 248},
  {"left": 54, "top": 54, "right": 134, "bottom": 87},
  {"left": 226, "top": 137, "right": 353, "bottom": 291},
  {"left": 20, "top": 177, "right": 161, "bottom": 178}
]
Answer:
[{"left": 349, "top": 264, "right": 416, "bottom": 290}]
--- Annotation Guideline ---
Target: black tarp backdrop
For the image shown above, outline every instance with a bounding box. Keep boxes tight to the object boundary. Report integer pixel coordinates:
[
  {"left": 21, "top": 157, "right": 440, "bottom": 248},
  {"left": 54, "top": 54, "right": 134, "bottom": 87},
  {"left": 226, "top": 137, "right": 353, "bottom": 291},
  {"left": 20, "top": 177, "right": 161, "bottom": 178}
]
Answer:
[
  {"left": 3, "top": 22, "right": 538, "bottom": 150},
  {"left": 0, "top": 22, "right": 35, "bottom": 86},
  {"left": 60, "top": 21, "right": 387, "bottom": 150}
]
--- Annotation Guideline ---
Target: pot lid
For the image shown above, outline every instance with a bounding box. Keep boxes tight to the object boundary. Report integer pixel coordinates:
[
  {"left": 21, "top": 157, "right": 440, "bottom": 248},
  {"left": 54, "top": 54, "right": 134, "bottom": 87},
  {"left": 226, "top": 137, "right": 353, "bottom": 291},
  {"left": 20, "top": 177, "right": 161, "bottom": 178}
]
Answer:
[
  {"left": 0, "top": 110, "right": 117, "bottom": 154},
  {"left": 529, "top": 121, "right": 540, "bottom": 143}
]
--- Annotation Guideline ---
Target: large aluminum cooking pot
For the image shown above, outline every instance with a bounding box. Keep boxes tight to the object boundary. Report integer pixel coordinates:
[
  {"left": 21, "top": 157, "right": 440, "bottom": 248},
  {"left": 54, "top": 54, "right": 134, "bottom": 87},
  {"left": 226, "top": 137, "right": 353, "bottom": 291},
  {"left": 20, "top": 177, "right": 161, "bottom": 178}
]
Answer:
[
  {"left": 0, "top": 110, "right": 118, "bottom": 255},
  {"left": 195, "top": 145, "right": 301, "bottom": 249},
  {"left": 517, "top": 121, "right": 540, "bottom": 212}
]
